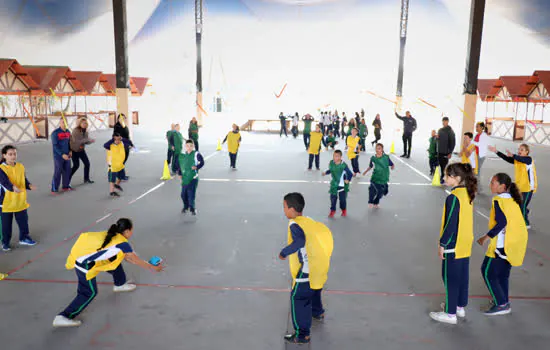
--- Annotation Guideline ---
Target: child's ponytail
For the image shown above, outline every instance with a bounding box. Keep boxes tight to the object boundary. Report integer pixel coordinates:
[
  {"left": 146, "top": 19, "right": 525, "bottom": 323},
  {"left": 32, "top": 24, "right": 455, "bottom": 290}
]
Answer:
[
  {"left": 98, "top": 218, "right": 133, "bottom": 250},
  {"left": 493, "top": 173, "right": 523, "bottom": 207},
  {"left": 509, "top": 183, "right": 523, "bottom": 207},
  {"left": 446, "top": 163, "right": 477, "bottom": 203}
]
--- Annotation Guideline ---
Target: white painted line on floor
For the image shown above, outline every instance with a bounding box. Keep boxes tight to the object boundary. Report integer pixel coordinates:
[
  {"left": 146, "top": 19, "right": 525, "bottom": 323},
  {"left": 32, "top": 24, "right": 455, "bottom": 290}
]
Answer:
[
  {"left": 200, "top": 178, "right": 434, "bottom": 186},
  {"left": 129, "top": 182, "right": 165, "bottom": 204},
  {"left": 96, "top": 213, "right": 112, "bottom": 223}
]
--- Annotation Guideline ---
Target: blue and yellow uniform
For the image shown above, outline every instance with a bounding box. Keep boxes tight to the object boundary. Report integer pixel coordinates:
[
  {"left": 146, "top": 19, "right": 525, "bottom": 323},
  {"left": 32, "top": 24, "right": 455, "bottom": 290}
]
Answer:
[
  {"left": 496, "top": 152, "right": 537, "bottom": 226},
  {"left": 439, "top": 187, "right": 473, "bottom": 315},
  {"left": 307, "top": 131, "right": 323, "bottom": 170},
  {"left": 0, "top": 162, "right": 35, "bottom": 249},
  {"left": 223, "top": 130, "right": 241, "bottom": 169},
  {"left": 481, "top": 193, "right": 528, "bottom": 307},
  {"left": 104, "top": 139, "right": 131, "bottom": 182},
  {"left": 461, "top": 143, "right": 478, "bottom": 175},
  {"left": 58, "top": 231, "right": 133, "bottom": 319},
  {"left": 280, "top": 217, "right": 333, "bottom": 341},
  {"left": 346, "top": 135, "right": 361, "bottom": 174}
]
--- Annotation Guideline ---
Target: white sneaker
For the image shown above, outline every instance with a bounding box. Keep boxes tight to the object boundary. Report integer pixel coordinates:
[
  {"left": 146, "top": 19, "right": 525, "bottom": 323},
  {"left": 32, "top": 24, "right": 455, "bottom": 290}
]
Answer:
[
  {"left": 429, "top": 311, "right": 457, "bottom": 325},
  {"left": 113, "top": 283, "right": 137, "bottom": 293},
  {"left": 440, "top": 302, "right": 466, "bottom": 318},
  {"left": 53, "top": 315, "right": 82, "bottom": 327}
]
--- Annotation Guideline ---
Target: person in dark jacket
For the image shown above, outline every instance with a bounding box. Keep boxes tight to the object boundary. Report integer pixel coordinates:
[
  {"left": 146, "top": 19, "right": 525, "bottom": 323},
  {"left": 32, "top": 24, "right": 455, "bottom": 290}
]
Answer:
[
  {"left": 371, "top": 114, "right": 382, "bottom": 146},
  {"left": 437, "top": 117, "right": 456, "bottom": 184},
  {"left": 51, "top": 118, "right": 73, "bottom": 193},
  {"left": 113, "top": 114, "right": 133, "bottom": 180},
  {"left": 70, "top": 117, "right": 95, "bottom": 184},
  {"left": 279, "top": 112, "right": 288, "bottom": 137},
  {"left": 395, "top": 110, "right": 417, "bottom": 158}
]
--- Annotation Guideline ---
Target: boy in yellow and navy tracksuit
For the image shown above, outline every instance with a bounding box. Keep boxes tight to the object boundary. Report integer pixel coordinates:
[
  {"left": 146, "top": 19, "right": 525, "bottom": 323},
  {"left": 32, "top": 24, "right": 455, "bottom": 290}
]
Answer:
[
  {"left": 460, "top": 132, "right": 478, "bottom": 175},
  {"left": 429, "top": 163, "right": 475, "bottom": 325},
  {"left": 177, "top": 140, "right": 205, "bottom": 215},
  {"left": 346, "top": 127, "right": 361, "bottom": 176},
  {"left": 477, "top": 173, "right": 528, "bottom": 316},
  {"left": 104, "top": 132, "right": 132, "bottom": 197},
  {"left": 223, "top": 124, "right": 241, "bottom": 169},
  {"left": 491, "top": 144, "right": 537, "bottom": 228},
  {"left": 0, "top": 145, "right": 37, "bottom": 251},
  {"left": 307, "top": 124, "right": 323, "bottom": 170},
  {"left": 279, "top": 192, "right": 333, "bottom": 344}
]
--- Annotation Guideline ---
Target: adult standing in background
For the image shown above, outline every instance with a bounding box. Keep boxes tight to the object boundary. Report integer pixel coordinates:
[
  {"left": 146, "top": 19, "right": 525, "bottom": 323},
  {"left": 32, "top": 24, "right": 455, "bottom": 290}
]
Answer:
[
  {"left": 473, "top": 121, "right": 489, "bottom": 186},
  {"left": 371, "top": 114, "right": 382, "bottom": 146},
  {"left": 395, "top": 110, "right": 417, "bottom": 158},
  {"left": 166, "top": 123, "right": 175, "bottom": 165},
  {"left": 188, "top": 117, "right": 199, "bottom": 151},
  {"left": 70, "top": 117, "right": 95, "bottom": 184},
  {"left": 437, "top": 116, "right": 456, "bottom": 185},
  {"left": 279, "top": 112, "right": 288, "bottom": 137},
  {"left": 51, "top": 118, "right": 73, "bottom": 193},
  {"left": 171, "top": 124, "right": 185, "bottom": 175},
  {"left": 114, "top": 114, "right": 133, "bottom": 180},
  {"left": 291, "top": 112, "right": 299, "bottom": 139},
  {"left": 341, "top": 112, "right": 347, "bottom": 140},
  {"left": 302, "top": 114, "right": 313, "bottom": 150}
]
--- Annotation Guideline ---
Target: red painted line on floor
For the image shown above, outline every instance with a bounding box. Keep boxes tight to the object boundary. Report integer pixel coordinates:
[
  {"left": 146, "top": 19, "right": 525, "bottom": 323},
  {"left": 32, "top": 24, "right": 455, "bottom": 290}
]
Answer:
[
  {"left": 5, "top": 277, "right": 550, "bottom": 301},
  {"left": 528, "top": 247, "right": 550, "bottom": 262}
]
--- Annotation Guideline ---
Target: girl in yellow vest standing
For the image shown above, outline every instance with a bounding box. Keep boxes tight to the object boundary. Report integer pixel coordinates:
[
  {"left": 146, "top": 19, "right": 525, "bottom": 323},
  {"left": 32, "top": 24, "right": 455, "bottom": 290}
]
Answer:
[
  {"left": 346, "top": 127, "right": 361, "bottom": 176},
  {"left": 460, "top": 132, "right": 478, "bottom": 175},
  {"left": 307, "top": 124, "right": 323, "bottom": 171},
  {"left": 279, "top": 192, "right": 333, "bottom": 344},
  {"left": 53, "top": 218, "right": 164, "bottom": 327},
  {"left": 0, "top": 145, "right": 38, "bottom": 251},
  {"left": 477, "top": 173, "right": 528, "bottom": 315},
  {"left": 104, "top": 132, "right": 132, "bottom": 197},
  {"left": 489, "top": 144, "right": 537, "bottom": 229},
  {"left": 429, "top": 163, "right": 476, "bottom": 325},
  {"left": 222, "top": 124, "right": 241, "bottom": 170}
]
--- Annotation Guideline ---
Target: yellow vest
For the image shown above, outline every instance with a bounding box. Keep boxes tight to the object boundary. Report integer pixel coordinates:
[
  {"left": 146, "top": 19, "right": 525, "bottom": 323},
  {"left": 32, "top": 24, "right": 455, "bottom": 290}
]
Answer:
[
  {"left": 109, "top": 143, "right": 126, "bottom": 172},
  {"left": 227, "top": 132, "right": 241, "bottom": 154},
  {"left": 439, "top": 187, "right": 473, "bottom": 258},
  {"left": 287, "top": 217, "right": 333, "bottom": 289},
  {"left": 461, "top": 143, "right": 478, "bottom": 175},
  {"left": 0, "top": 163, "right": 30, "bottom": 213},
  {"left": 514, "top": 160, "right": 537, "bottom": 193},
  {"left": 308, "top": 132, "right": 323, "bottom": 155},
  {"left": 486, "top": 196, "right": 528, "bottom": 266},
  {"left": 346, "top": 136, "right": 360, "bottom": 160},
  {"left": 65, "top": 231, "right": 129, "bottom": 280}
]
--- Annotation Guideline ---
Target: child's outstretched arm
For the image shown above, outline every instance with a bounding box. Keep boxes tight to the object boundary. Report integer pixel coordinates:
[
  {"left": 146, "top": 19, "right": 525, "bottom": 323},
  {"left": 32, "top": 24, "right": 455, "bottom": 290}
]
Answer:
[
  {"left": 322, "top": 169, "right": 331, "bottom": 176},
  {"left": 279, "top": 224, "right": 305, "bottom": 259},
  {"left": 222, "top": 134, "right": 228, "bottom": 144},
  {"left": 389, "top": 158, "right": 395, "bottom": 170},
  {"left": 513, "top": 154, "right": 532, "bottom": 165},
  {"left": 344, "top": 165, "right": 353, "bottom": 180},
  {"left": 489, "top": 145, "right": 514, "bottom": 164}
]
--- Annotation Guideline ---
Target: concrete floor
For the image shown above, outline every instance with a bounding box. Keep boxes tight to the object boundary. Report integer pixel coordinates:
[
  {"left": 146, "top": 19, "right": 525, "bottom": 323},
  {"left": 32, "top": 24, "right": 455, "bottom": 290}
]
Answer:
[{"left": 1, "top": 128, "right": 549, "bottom": 350}]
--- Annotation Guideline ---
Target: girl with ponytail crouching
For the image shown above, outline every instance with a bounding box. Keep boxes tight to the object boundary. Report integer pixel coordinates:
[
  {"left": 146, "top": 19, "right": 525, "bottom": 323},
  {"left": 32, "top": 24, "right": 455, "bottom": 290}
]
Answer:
[
  {"left": 430, "top": 163, "right": 477, "bottom": 325},
  {"left": 53, "top": 218, "right": 164, "bottom": 327},
  {"left": 477, "top": 173, "right": 528, "bottom": 316}
]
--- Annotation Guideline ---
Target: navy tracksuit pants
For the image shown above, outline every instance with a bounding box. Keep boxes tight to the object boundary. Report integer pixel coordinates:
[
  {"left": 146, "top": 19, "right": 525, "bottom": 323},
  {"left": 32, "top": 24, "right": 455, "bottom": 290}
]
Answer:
[
  {"left": 51, "top": 157, "right": 71, "bottom": 192},
  {"left": 351, "top": 157, "right": 360, "bottom": 174},
  {"left": 481, "top": 256, "right": 511, "bottom": 306},
  {"left": 290, "top": 280, "right": 324, "bottom": 339},
  {"left": 167, "top": 148, "right": 174, "bottom": 165},
  {"left": 442, "top": 254, "right": 469, "bottom": 315},
  {"left": 368, "top": 183, "right": 388, "bottom": 205},
  {"left": 60, "top": 264, "right": 127, "bottom": 319},
  {"left": 1, "top": 210, "right": 30, "bottom": 246},
  {"left": 303, "top": 133, "right": 310, "bottom": 150},
  {"left": 522, "top": 191, "right": 533, "bottom": 226},
  {"left": 70, "top": 150, "right": 91, "bottom": 182},
  {"left": 229, "top": 152, "right": 238, "bottom": 168},
  {"left": 330, "top": 190, "right": 347, "bottom": 211},
  {"left": 181, "top": 179, "right": 198, "bottom": 210},
  {"left": 308, "top": 154, "right": 320, "bottom": 170}
]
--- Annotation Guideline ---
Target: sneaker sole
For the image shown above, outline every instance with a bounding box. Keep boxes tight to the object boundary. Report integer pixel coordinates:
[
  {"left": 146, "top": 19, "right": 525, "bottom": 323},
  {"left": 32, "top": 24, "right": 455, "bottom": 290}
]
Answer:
[
  {"left": 19, "top": 242, "right": 36, "bottom": 246},
  {"left": 429, "top": 313, "right": 457, "bottom": 325},
  {"left": 53, "top": 321, "right": 82, "bottom": 327},
  {"left": 113, "top": 287, "right": 137, "bottom": 293},
  {"left": 484, "top": 309, "right": 511, "bottom": 316}
]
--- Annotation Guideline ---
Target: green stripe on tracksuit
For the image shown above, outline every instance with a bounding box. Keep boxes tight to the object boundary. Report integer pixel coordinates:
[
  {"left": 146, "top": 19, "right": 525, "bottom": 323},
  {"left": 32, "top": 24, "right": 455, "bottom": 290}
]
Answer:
[{"left": 290, "top": 271, "right": 313, "bottom": 338}]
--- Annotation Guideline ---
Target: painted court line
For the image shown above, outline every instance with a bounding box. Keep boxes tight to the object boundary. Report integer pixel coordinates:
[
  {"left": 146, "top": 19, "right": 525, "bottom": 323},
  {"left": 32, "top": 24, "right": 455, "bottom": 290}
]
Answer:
[
  {"left": 4, "top": 277, "right": 550, "bottom": 302},
  {"left": 201, "top": 178, "right": 431, "bottom": 186},
  {"left": 96, "top": 213, "right": 112, "bottom": 223}
]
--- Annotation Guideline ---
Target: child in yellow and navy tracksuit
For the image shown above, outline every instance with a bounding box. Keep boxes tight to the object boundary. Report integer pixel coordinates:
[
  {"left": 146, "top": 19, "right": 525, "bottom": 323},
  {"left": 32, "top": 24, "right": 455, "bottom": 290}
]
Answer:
[
  {"left": 223, "top": 124, "right": 241, "bottom": 170},
  {"left": 307, "top": 124, "right": 323, "bottom": 171},
  {"left": 279, "top": 192, "right": 333, "bottom": 344},
  {"left": 489, "top": 143, "right": 537, "bottom": 228},
  {"left": 0, "top": 145, "right": 37, "bottom": 251},
  {"left": 429, "top": 163, "right": 476, "bottom": 325},
  {"left": 477, "top": 173, "right": 528, "bottom": 316},
  {"left": 104, "top": 132, "right": 132, "bottom": 197},
  {"left": 346, "top": 127, "right": 361, "bottom": 176},
  {"left": 460, "top": 132, "right": 478, "bottom": 175},
  {"left": 53, "top": 218, "right": 164, "bottom": 328}
]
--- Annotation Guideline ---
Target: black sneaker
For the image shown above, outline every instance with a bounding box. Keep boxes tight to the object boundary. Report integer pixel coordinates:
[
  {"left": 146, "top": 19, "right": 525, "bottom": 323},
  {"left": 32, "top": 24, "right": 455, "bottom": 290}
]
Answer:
[
  {"left": 284, "top": 333, "right": 310, "bottom": 344},
  {"left": 84, "top": 179, "right": 95, "bottom": 184},
  {"left": 312, "top": 313, "right": 325, "bottom": 321},
  {"left": 190, "top": 209, "right": 197, "bottom": 216},
  {"left": 110, "top": 192, "right": 120, "bottom": 197},
  {"left": 114, "top": 184, "right": 123, "bottom": 191},
  {"left": 400, "top": 154, "right": 407, "bottom": 157},
  {"left": 181, "top": 208, "right": 188, "bottom": 214}
]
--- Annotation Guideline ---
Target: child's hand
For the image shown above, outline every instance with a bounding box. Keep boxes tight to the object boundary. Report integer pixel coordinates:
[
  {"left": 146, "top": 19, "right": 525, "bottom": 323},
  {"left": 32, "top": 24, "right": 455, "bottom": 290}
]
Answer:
[
  {"left": 192, "top": 166, "right": 197, "bottom": 170},
  {"left": 344, "top": 180, "right": 350, "bottom": 184},
  {"left": 151, "top": 262, "right": 166, "bottom": 273},
  {"left": 505, "top": 149, "right": 513, "bottom": 157},
  {"left": 321, "top": 172, "right": 326, "bottom": 176},
  {"left": 13, "top": 186, "right": 21, "bottom": 193},
  {"left": 362, "top": 170, "right": 367, "bottom": 176},
  {"left": 477, "top": 235, "right": 489, "bottom": 246},
  {"left": 488, "top": 145, "right": 497, "bottom": 153},
  {"left": 29, "top": 184, "right": 37, "bottom": 191},
  {"left": 438, "top": 246, "right": 445, "bottom": 260},
  {"left": 391, "top": 165, "right": 395, "bottom": 170},
  {"left": 278, "top": 254, "right": 286, "bottom": 261},
  {"left": 62, "top": 154, "right": 69, "bottom": 161}
]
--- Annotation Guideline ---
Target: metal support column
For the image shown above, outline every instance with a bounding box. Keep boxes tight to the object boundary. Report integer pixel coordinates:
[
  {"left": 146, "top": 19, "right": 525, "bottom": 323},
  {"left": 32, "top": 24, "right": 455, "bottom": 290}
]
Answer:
[
  {"left": 112, "top": 0, "right": 131, "bottom": 138},
  {"left": 396, "top": 0, "right": 409, "bottom": 110},
  {"left": 195, "top": 0, "right": 204, "bottom": 125}
]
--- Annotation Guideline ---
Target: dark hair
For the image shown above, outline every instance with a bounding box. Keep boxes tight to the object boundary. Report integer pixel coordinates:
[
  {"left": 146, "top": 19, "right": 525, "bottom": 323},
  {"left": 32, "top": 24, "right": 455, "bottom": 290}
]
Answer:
[
  {"left": 1, "top": 145, "right": 16, "bottom": 163},
  {"left": 185, "top": 139, "right": 194, "bottom": 145},
  {"left": 112, "top": 132, "right": 121, "bottom": 138},
  {"left": 446, "top": 163, "right": 477, "bottom": 203},
  {"left": 442, "top": 117, "right": 449, "bottom": 122},
  {"left": 98, "top": 218, "right": 133, "bottom": 250},
  {"left": 117, "top": 113, "right": 126, "bottom": 121},
  {"left": 464, "top": 132, "right": 474, "bottom": 139},
  {"left": 284, "top": 192, "right": 305, "bottom": 213},
  {"left": 376, "top": 143, "right": 384, "bottom": 149},
  {"left": 477, "top": 122, "right": 486, "bottom": 131},
  {"left": 492, "top": 173, "right": 523, "bottom": 207},
  {"left": 334, "top": 150, "right": 342, "bottom": 156}
]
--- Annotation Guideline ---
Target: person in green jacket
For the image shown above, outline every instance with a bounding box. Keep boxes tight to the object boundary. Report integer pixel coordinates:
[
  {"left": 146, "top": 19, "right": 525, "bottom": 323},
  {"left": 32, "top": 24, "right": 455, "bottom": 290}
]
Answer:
[
  {"left": 428, "top": 130, "right": 439, "bottom": 176},
  {"left": 171, "top": 124, "right": 185, "bottom": 174},
  {"left": 177, "top": 140, "right": 205, "bottom": 215},
  {"left": 324, "top": 131, "right": 338, "bottom": 150},
  {"left": 166, "top": 123, "right": 175, "bottom": 165},
  {"left": 302, "top": 114, "right": 313, "bottom": 151},
  {"left": 188, "top": 117, "right": 199, "bottom": 151},
  {"left": 322, "top": 150, "right": 353, "bottom": 218},
  {"left": 359, "top": 118, "right": 368, "bottom": 152},
  {"left": 363, "top": 143, "right": 395, "bottom": 208}
]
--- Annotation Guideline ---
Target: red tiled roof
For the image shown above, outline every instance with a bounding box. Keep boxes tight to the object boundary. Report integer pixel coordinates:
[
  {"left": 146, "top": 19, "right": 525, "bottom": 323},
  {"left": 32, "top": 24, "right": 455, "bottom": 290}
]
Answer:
[
  {"left": 0, "top": 59, "right": 16, "bottom": 76},
  {"left": 499, "top": 76, "right": 536, "bottom": 98},
  {"left": 23, "top": 66, "right": 70, "bottom": 92},
  {"left": 102, "top": 74, "right": 117, "bottom": 93},
  {"left": 131, "top": 77, "right": 149, "bottom": 96},
  {"left": 533, "top": 71, "right": 550, "bottom": 90},
  {"left": 0, "top": 59, "right": 42, "bottom": 94},
  {"left": 477, "top": 79, "right": 498, "bottom": 100},
  {"left": 72, "top": 71, "right": 103, "bottom": 94}
]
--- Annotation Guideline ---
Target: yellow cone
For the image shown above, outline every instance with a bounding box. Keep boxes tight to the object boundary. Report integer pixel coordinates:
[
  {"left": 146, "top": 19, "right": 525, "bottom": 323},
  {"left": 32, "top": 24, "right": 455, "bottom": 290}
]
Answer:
[
  {"left": 160, "top": 160, "right": 171, "bottom": 180},
  {"left": 390, "top": 141, "right": 395, "bottom": 154},
  {"left": 432, "top": 167, "right": 442, "bottom": 187},
  {"left": 216, "top": 139, "right": 222, "bottom": 151},
  {"left": 0, "top": 273, "right": 7, "bottom": 281}
]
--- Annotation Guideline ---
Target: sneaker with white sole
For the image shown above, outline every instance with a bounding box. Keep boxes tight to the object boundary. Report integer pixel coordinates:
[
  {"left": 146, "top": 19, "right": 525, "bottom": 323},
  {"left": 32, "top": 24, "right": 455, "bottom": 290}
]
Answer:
[
  {"left": 19, "top": 237, "right": 37, "bottom": 246},
  {"left": 2, "top": 244, "right": 11, "bottom": 252},
  {"left": 52, "top": 315, "right": 82, "bottom": 327},
  {"left": 429, "top": 311, "right": 457, "bottom": 325},
  {"left": 483, "top": 303, "right": 511, "bottom": 316},
  {"left": 113, "top": 283, "right": 137, "bottom": 293},
  {"left": 440, "top": 302, "right": 466, "bottom": 318}
]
